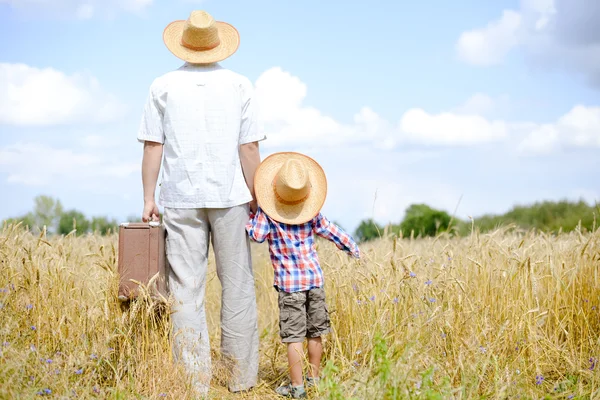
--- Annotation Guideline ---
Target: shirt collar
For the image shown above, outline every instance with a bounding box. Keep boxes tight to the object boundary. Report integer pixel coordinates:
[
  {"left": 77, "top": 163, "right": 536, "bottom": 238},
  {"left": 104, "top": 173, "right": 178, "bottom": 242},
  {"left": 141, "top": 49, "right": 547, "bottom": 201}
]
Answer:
[{"left": 180, "top": 62, "right": 223, "bottom": 71}]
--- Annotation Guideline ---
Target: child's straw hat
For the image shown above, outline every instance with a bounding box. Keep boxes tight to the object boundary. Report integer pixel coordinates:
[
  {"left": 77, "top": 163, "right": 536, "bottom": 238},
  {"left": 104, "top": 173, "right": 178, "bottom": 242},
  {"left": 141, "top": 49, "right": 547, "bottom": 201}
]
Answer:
[{"left": 254, "top": 152, "right": 327, "bottom": 225}]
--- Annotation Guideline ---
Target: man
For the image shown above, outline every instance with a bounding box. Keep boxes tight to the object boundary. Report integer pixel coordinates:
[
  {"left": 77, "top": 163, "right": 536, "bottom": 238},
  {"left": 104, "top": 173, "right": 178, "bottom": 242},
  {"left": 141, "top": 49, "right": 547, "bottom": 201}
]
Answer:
[{"left": 137, "top": 10, "right": 264, "bottom": 395}]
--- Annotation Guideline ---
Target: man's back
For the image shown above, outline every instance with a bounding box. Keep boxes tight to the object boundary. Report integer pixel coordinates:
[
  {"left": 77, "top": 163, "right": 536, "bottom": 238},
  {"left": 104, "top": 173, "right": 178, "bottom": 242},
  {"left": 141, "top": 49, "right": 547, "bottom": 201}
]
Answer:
[{"left": 138, "top": 63, "right": 264, "bottom": 209}]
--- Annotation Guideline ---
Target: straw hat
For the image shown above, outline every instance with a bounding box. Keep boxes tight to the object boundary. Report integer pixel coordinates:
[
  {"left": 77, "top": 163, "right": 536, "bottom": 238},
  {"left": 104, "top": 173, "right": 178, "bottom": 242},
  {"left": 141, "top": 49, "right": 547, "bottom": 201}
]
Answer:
[
  {"left": 163, "top": 10, "right": 240, "bottom": 64},
  {"left": 254, "top": 152, "right": 328, "bottom": 225}
]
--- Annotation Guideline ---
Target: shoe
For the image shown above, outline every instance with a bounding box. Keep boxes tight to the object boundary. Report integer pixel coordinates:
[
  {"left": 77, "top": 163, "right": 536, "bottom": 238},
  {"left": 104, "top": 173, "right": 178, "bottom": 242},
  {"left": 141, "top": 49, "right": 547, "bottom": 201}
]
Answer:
[
  {"left": 275, "top": 384, "right": 307, "bottom": 398},
  {"left": 306, "top": 376, "right": 320, "bottom": 388}
]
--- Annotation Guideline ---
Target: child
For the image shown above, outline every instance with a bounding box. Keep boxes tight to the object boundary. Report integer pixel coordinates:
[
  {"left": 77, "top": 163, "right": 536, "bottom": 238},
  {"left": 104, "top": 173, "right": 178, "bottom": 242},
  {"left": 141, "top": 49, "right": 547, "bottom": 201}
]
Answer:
[{"left": 246, "top": 152, "right": 361, "bottom": 398}]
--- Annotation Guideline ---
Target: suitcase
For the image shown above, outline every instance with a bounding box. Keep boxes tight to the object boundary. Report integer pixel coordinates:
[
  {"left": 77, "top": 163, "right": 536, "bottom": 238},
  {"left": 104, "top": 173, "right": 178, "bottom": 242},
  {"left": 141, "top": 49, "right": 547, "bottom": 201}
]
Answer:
[{"left": 117, "top": 221, "right": 168, "bottom": 302}]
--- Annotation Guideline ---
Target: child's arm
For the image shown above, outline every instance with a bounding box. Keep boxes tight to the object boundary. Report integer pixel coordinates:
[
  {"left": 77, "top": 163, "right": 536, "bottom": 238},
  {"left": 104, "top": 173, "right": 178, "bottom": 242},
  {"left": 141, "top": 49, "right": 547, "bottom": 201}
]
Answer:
[
  {"left": 313, "top": 214, "right": 361, "bottom": 259},
  {"left": 246, "top": 207, "right": 271, "bottom": 243}
]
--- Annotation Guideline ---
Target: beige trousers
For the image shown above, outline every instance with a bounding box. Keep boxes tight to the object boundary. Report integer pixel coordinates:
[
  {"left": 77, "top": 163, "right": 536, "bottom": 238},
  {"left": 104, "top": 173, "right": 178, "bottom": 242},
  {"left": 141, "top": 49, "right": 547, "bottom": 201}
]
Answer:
[{"left": 163, "top": 205, "right": 259, "bottom": 395}]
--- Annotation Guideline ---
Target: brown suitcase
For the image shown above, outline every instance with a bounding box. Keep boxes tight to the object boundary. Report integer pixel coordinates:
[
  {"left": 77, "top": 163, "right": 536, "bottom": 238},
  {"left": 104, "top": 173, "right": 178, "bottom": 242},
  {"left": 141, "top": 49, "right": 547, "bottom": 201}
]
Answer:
[{"left": 117, "top": 222, "right": 168, "bottom": 302}]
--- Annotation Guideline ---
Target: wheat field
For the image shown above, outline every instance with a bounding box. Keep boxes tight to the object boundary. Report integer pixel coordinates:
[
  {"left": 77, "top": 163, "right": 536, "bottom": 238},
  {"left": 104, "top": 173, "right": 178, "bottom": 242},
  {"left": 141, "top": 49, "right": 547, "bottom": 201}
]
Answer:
[{"left": 1, "top": 222, "right": 599, "bottom": 399}]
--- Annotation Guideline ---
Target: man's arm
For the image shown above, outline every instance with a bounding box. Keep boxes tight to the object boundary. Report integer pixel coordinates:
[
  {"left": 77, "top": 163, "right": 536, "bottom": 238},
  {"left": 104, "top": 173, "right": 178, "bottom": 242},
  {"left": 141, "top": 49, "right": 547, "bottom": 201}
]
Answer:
[
  {"left": 141, "top": 141, "right": 163, "bottom": 222},
  {"left": 240, "top": 141, "right": 261, "bottom": 213}
]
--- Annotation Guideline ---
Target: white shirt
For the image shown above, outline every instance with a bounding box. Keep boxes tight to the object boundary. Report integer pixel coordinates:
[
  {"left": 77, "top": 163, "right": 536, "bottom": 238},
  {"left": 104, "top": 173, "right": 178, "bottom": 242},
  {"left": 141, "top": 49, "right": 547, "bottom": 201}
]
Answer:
[{"left": 137, "top": 63, "right": 266, "bottom": 209}]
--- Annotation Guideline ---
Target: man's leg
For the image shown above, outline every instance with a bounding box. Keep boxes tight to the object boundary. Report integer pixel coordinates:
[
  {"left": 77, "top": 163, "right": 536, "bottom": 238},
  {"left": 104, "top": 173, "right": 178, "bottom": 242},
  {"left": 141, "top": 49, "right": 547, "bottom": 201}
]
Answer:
[
  {"left": 163, "top": 208, "right": 212, "bottom": 395},
  {"left": 208, "top": 204, "right": 259, "bottom": 392}
]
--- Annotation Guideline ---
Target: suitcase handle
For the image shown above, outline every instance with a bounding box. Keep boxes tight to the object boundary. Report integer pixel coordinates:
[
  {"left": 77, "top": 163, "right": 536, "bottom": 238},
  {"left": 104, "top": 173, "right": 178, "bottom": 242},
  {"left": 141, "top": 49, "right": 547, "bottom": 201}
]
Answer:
[{"left": 119, "top": 221, "right": 162, "bottom": 228}]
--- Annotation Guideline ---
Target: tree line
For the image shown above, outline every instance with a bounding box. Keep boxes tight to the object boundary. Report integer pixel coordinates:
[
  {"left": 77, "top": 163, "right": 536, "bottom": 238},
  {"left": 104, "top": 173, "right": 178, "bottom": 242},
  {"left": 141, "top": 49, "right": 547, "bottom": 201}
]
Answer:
[
  {"left": 353, "top": 199, "right": 599, "bottom": 242},
  {"left": 2, "top": 195, "right": 597, "bottom": 240},
  {"left": 2, "top": 195, "right": 142, "bottom": 236}
]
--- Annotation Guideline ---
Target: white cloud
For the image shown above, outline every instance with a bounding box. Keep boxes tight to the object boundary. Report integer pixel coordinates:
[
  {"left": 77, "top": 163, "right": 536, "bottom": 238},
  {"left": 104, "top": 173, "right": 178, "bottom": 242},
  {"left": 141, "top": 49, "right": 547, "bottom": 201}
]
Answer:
[
  {"left": 518, "top": 105, "right": 600, "bottom": 153},
  {"left": 0, "top": 63, "right": 125, "bottom": 126},
  {"left": 456, "top": 10, "right": 522, "bottom": 66},
  {"left": 456, "top": 0, "right": 600, "bottom": 87},
  {"left": 0, "top": 142, "right": 139, "bottom": 186},
  {"left": 454, "top": 93, "right": 512, "bottom": 118},
  {"left": 0, "top": 0, "right": 152, "bottom": 19},
  {"left": 399, "top": 109, "right": 508, "bottom": 146},
  {"left": 255, "top": 67, "right": 509, "bottom": 149}
]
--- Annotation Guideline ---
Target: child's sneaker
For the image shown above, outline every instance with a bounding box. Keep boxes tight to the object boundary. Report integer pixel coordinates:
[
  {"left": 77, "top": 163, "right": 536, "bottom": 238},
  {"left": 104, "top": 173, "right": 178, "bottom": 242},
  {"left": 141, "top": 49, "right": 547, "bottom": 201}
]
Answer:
[
  {"left": 306, "top": 376, "right": 320, "bottom": 388},
  {"left": 275, "top": 384, "right": 307, "bottom": 398}
]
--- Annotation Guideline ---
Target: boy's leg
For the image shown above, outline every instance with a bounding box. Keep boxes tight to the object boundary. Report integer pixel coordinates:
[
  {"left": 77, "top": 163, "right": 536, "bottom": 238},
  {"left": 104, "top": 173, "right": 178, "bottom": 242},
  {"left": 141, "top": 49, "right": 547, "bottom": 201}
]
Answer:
[
  {"left": 306, "top": 287, "right": 331, "bottom": 380},
  {"left": 208, "top": 205, "right": 259, "bottom": 392},
  {"left": 287, "top": 342, "right": 304, "bottom": 386},
  {"left": 278, "top": 290, "right": 308, "bottom": 386},
  {"left": 307, "top": 337, "right": 323, "bottom": 378}
]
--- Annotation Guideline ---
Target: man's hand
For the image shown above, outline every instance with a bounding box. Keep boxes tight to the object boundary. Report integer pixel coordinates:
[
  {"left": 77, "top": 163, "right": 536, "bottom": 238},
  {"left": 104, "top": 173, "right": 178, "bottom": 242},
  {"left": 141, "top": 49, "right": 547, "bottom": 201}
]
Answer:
[
  {"left": 249, "top": 199, "right": 258, "bottom": 214},
  {"left": 142, "top": 200, "right": 160, "bottom": 222}
]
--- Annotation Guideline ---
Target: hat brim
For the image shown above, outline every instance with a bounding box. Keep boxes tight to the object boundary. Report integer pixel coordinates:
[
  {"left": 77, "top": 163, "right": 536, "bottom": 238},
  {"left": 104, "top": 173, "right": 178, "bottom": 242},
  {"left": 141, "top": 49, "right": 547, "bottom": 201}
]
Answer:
[
  {"left": 254, "top": 152, "right": 327, "bottom": 225},
  {"left": 163, "top": 20, "right": 240, "bottom": 64}
]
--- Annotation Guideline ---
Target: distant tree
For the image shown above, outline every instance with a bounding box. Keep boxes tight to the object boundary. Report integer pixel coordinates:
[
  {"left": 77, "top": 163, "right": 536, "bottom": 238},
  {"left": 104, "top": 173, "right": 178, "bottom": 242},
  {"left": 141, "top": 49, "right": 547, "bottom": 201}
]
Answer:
[
  {"left": 90, "top": 216, "right": 119, "bottom": 235},
  {"left": 400, "top": 204, "right": 452, "bottom": 238},
  {"left": 2, "top": 213, "right": 36, "bottom": 230},
  {"left": 126, "top": 215, "right": 143, "bottom": 223},
  {"left": 33, "top": 195, "right": 63, "bottom": 233},
  {"left": 473, "top": 199, "right": 597, "bottom": 233},
  {"left": 354, "top": 219, "right": 383, "bottom": 242},
  {"left": 58, "top": 210, "right": 90, "bottom": 236}
]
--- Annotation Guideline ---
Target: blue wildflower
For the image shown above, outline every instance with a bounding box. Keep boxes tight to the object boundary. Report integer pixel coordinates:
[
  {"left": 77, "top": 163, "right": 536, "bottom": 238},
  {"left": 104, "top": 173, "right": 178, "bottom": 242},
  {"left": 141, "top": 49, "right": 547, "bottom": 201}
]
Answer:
[
  {"left": 0, "top": 288, "right": 7, "bottom": 293},
  {"left": 31, "top": 326, "right": 36, "bottom": 331},
  {"left": 409, "top": 272, "right": 416, "bottom": 278},
  {"left": 75, "top": 368, "right": 83, "bottom": 375},
  {"left": 46, "top": 359, "right": 52, "bottom": 364},
  {"left": 429, "top": 298, "right": 436, "bottom": 303},
  {"left": 479, "top": 346, "right": 486, "bottom": 353},
  {"left": 352, "top": 361, "right": 359, "bottom": 368},
  {"left": 590, "top": 357, "right": 597, "bottom": 371},
  {"left": 26, "top": 304, "right": 33, "bottom": 310},
  {"left": 393, "top": 297, "right": 399, "bottom": 304},
  {"left": 90, "top": 354, "right": 98, "bottom": 360},
  {"left": 535, "top": 374, "right": 544, "bottom": 385},
  {"left": 2, "top": 342, "right": 8, "bottom": 347},
  {"left": 369, "top": 295, "right": 375, "bottom": 301},
  {"left": 425, "top": 280, "right": 432, "bottom": 285},
  {"left": 159, "top": 394, "right": 167, "bottom": 398}
]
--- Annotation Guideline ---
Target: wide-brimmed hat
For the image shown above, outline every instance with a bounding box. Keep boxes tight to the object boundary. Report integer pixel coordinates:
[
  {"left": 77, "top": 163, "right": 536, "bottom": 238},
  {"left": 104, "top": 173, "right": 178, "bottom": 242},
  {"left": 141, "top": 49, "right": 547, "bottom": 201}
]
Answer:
[
  {"left": 254, "top": 152, "right": 327, "bottom": 225},
  {"left": 163, "top": 10, "right": 240, "bottom": 64}
]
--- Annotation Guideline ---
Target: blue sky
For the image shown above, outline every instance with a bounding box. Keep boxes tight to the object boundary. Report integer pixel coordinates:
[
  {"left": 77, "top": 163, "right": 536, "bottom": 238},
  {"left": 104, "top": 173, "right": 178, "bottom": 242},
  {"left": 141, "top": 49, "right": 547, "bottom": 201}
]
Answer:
[{"left": 0, "top": 0, "right": 598, "bottom": 232}]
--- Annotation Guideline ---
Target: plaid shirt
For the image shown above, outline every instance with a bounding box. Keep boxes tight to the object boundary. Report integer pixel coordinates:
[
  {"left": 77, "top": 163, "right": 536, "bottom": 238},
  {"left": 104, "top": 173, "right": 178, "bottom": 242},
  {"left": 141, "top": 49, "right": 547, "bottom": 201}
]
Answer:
[{"left": 246, "top": 208, "right": 361, "bottom": 293}]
